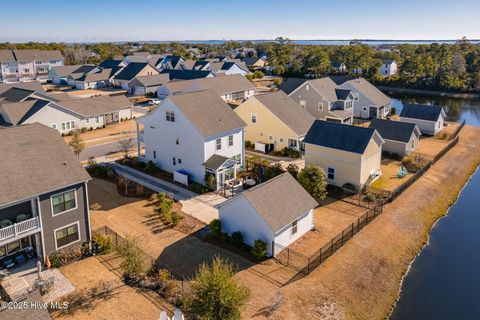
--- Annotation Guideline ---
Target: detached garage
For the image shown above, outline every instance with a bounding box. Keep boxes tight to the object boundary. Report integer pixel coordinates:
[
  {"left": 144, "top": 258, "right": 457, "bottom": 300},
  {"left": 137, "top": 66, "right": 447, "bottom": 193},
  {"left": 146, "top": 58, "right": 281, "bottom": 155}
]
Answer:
[
  {"left": 369, "top": 118, "right": 421, "bottom": 156},
  {"left": 217, "top": 173, "right": 318, "bottom": 256},
  {"left": 400, "top": 104, "right": 446, "bottom": 136},
  {"left": 128, "top": 74, "right": 170, "bottom": 96}
]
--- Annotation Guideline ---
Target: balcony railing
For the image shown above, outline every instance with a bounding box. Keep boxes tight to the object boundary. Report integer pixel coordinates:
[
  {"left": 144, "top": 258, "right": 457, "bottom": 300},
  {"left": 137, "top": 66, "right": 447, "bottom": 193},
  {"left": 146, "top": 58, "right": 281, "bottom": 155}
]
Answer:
[{"left": 0, "top": 217, "right": 40, "bottom": 242}]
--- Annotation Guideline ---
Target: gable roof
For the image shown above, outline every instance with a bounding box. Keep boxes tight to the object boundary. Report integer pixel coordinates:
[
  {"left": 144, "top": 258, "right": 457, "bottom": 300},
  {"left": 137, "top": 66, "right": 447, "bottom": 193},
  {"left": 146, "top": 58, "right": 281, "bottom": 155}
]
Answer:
[
  {"left": 328, "top": 75, "right": 355, "bottom": 85},
  {"left": 160, "top": 69, "right": 213, "bottom": 80},
  {"left": 335, "top": 88, "right": 352, "bottom": 100},
  {"left": 13, "top": 49, "right": 63, "bottom": 61},
  {"left": 99, "top": 60, "right": 124, "bottom": 68},
  {"left": 0, "top": 123, "right": 90, "bottom": 205},
  {"left": 167, "top": 90, "right": 246, "bottom": 137},
  {"left": 0, "top": 50, "right": 17, "bottom": 62},
  {"left": 369, "top": 118, "right": 420, "bottom": 143},
  {"left": 0, "top": 88, "right": 36, "bottom": 103},
  {"left": 341, "top": 78, "right": 391, "bottom": 106},
  {"left": 203, "top": 154, "right": 233, "bottom": 171},
  {"left": 50, "top": 65, "right": 96, "bottom": 77},
  {"left": 57, "top": 95, "right": 132, "bottom": 117},
  {"left": 304, "top": 120, "right": 379, "bottom": 154},
  {"left": 0, "top": 81, "right": 44, "bottom": 96},
  {"left": 238, "top": 173, "right": 317, "bottom": 232},
  {"left": 1, "top": 99, "right": 50, "bottom": 125},
  {"left": 303, "top": 77, "right": 340, "bottom": 102},
  {"left": 242, "top": 57, "right": 263, "bottom": 66},
  {"left": 129, "top": 74, "right": 170, "bottom": 87},
  {"left": 115, "top": 62, "right": 155, "bottom": 81},
  {"left": 76, "top": 67, "right": 121, "bottom": 82},
  {"left": 279, "top": 77, "right": 308, "bottom": 95},
  {"left": 184, "top": 74, "right": 254, "bottom": 96},
  {"left": 400, "top": 104, "right": 445, "bottom": 122},
  {"left": 254, "top": 91, "right": 315, "bottom": 136},
  {"left": 382, "top": 59, "right": 396, "bottom": 65}
]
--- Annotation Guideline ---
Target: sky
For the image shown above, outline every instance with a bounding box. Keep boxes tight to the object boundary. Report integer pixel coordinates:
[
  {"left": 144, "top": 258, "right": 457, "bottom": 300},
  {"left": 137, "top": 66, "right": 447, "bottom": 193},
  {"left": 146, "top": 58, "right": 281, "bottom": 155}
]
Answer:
[{"left": 1, "top": 0, "right": 480, "bottom": 42}]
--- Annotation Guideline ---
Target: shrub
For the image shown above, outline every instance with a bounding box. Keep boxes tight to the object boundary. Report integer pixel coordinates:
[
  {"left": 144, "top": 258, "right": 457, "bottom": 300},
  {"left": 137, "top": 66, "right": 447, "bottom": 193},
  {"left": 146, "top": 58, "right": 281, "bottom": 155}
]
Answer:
[
  {"left": 231, "top": 231, "right": 244, "bottom": 248},
  {"left": 253, "top": 70, "right": 265, "bottom": 79},
  {"left": 286, "top": 163, "right": 299, "bottom": 179},
  {"left": 80, "top": 127, "right": 88, "bottom": 133},
  {"left": 116, "top": 235, "right": 146, "bottom": 277},
  {"left": 49, "top": 246, "right": 82, "bottom": 268},
  {"left": 144, "top": 161, "right": 158, "bottom": 174},
  {"left": 245, "top": 140, "right": 253, "bottom": 148},
  {"left": 204, "top": 173, "right": 216, "bottom": 190},
  {"left": 157, "top": 269, "right": 176, "bottom": 299},
  {"left": 265, "top": 162, "right": 285, "bottom": 180},
  {"left": 251, "top": 239, "right": 267, "bottom": 260},
  {"left": 390, "top": 107, "right": 397, "bottom": 116},
  {"left": 171, "top": 211, "right": 182, "bottom": 226},
  {"left": 190, "top": 182, "right": 207, "bottom": 194},
  {"left": 282, "top": 147, "right": 302, "bottom": 158},
  {"left": 93, "top": 233, "right": 113, "bottom": 254},
  {"left": 297, "top": 166, "right": 328, "bottom": 200},
  {"left": 183, "top": 256, "right": 250, "bottom": 320},
  {"left": 402, "top": 154, "right": 427, "bottom": 172},
  {"left": 209, "top": 219, "right": 222, "bottom": 237}
]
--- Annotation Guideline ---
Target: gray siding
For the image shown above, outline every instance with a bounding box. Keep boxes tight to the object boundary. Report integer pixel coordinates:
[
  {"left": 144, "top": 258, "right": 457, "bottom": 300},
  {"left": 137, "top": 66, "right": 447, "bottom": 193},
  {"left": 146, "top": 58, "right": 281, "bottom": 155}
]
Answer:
[{"left": 38, "top": 182, "right": 90, "bottom": 256}]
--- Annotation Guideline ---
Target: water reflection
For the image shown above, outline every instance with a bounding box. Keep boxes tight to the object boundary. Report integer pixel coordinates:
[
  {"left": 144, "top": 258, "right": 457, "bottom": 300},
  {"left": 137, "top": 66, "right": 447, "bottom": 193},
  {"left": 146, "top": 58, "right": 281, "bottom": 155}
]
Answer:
[{"left": 389, "top": 93, "right": 480, "bottom": 127}]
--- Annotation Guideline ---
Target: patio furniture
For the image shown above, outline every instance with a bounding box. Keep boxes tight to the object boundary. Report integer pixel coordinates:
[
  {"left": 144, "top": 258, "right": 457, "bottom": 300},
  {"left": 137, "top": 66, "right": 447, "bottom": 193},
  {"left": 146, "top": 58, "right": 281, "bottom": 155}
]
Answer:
[
  {"left": 0, "top": 219, "right": 12, "bottom": 228},
  {"left": 24, "top": 247, "right": 35, "bottom": 259},
  {"left": 15, "top": 214, "right": 28, "bottom": 223},
  {"left": 398, "top": 166, "right": 408, "bottom": 178},
  {"left": 34, "top": 277, "right": 54, "bottom": 295},
  {"left": 0, "top": 269, "right": 10, "bottom": 280},
  {"left": 2, "top": 258, "right": 15, "bottom": 269},
  {"left": 14, "top": 254, "right": 26, "bottom": 265}
]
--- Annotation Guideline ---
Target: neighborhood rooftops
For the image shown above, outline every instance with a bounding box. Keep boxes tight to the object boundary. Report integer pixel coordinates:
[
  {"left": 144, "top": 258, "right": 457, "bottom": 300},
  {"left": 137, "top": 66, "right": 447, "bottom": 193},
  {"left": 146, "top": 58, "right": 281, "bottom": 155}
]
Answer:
[
  {"left": 255, "top": 91, "right": 315, "bottom": 136},
  {"left": 238, "top": 172, "right": 318, "bottom": 232},
  {"left": 369, "top": 118, "right": 420, "bottom": 143},
  {"left": 0, "top": 81, "right": 45, "bottom": 96},
  {"left": 400, "top": 104, "right": 445, "bottom": 122},
  {"left": 51, "top": 64, "right": 96, "bottom": 77},
  {"left": 168, "top": 90, "right": 246, "bottom": 137},
  {"left": 304, "top": 120, "right": 379, "bottom": 154},
  {"left": 0, "top": 123, "right": 90, "bottom": 206},
  {"left": 114, "top": 62, "right": 151, "bottom": 81},
  {"left": 279, "top": 77, "right": 308, "bottom": 95},
  {"left": 98, "top": 60, "right": 124, "bottom": 68},
  {"left": 12, "top": 49, "right": 64, "bottom": 61},
  {"left": 129, "top": 74, "right": 170, "bottom": 87},
  {"left": 160, "top": 69, "right": 214, "bottom": 80},
  {"left": 57, "top": 95, "right": 132, "bottom": 117},
  {"left": 1, "top": 99, "right": 50, "bottom": 125},
  {"left": 341, "top": 78, "right": 391, "bottom": 106},
  {"left": 184, "top": 74, "right": 254, "bottom": 96}
]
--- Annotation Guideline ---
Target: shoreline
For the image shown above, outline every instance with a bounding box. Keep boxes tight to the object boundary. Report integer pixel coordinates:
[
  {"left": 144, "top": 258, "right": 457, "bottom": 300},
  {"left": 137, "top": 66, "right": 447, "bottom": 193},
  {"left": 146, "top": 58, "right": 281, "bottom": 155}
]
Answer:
[
  {"left": 274, "top": 125, "right": 480, "bottom": 320},
  {"left": 377, "top": 85, "right": 480, "bottom": 99},
  {"left": 387, "top": 164, "right": 479, "bottom": 319}
]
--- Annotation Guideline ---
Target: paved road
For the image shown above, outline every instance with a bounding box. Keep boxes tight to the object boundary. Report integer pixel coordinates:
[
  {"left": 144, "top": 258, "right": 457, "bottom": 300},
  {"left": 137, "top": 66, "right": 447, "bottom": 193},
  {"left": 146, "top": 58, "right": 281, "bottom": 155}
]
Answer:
[{"left": 80, "top": 141, "right": 123, "bottom": 161}]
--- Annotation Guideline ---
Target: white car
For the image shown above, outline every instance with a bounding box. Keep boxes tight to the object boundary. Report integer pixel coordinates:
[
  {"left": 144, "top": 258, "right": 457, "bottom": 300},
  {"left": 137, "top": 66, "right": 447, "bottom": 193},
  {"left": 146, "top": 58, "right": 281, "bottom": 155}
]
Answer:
[{"left": 148, "top": 98, "right": 161, "bottom": 105}]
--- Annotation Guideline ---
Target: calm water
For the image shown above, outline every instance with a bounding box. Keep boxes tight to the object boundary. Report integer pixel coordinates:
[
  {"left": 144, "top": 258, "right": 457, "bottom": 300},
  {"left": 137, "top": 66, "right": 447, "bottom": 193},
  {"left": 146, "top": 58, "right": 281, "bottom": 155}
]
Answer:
[{"left": 389, "top": 94, "right": 480, "bottom": 319}]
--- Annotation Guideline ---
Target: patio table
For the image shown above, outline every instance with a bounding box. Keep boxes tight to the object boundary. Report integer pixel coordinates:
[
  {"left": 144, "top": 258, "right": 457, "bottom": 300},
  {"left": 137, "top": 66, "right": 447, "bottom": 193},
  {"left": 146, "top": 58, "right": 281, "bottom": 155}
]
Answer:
[{"left": 16, "top": 214, "right": 27, "bottom": 223}]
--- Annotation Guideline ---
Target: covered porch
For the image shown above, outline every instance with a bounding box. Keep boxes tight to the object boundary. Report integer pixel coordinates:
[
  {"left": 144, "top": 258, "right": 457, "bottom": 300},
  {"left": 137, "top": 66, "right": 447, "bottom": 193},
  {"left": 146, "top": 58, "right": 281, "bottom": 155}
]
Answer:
[{"left": 204, "top": 154, "right": 240, "bottom": 191}]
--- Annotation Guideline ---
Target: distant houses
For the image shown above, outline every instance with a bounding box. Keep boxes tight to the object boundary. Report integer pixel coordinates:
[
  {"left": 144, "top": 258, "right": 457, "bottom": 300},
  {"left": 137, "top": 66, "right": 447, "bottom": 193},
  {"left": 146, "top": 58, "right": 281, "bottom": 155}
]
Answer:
[
  {"left": 242, "top": 57, "right": 267, "bottom": 70},
  {"left": 0, "top": 50, "right": 64, "bottom": 82},
  {"left": 112, "top": 62, "right": 159, "bottom": 89},
  {"left": 379, "top": 59, "right": 398, "bottom": 77},
  {"left": 331, "top": 61, "right": 347, "bottom": 73},
  {"left": 128, "top": 74, "right": 170, "bottom": 96},
  {"left": 48, "top": 65, "right": 97, "bottom": 84},
  {"left": 159, "top": 69, "right": 215, "bottom": 81},
  {"left": 399, "top": 104, "right": 446, "bottom": 135},
  {"left": 304, "top": 120, "right": 384, "bottom": 189}
]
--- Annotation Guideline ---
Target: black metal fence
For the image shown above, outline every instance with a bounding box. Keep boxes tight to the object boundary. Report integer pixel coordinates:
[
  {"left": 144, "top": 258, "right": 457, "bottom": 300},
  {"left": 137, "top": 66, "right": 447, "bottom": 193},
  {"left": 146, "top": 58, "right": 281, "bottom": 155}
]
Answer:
[
  {"left": 92, "top": 225, "right": 188, "bottom": 292},
  {"left": 449, "top": 119, "right": 466, "bottom": 141}
]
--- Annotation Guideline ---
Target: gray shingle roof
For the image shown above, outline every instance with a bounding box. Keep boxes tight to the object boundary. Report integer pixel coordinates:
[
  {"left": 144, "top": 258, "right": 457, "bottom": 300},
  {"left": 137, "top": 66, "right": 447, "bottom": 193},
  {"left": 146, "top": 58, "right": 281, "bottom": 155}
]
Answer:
[
  {"left": 279, "top": 77, "right": 308, "bottom": 95},
  {"left": 0, "top": 81, "right": 44, "bottom": 96},
  {"left": 400, "top": 104, "right": 444, "bottom": 122},
  {"left": 115, "top": 62, "right": 154, "bottom": 81},
  {"left": 369, "top": 118, "right": 420, "bottom": 143},
  {"left": 0, "top": 88, "right": 35, "bottom": 103},
  {"left": 57, "top": 95, "right": 131, "bottom": 117},
  {"left": 168, "top": 90, "right": 246, "bottom": 137},
  {"left": 335, "top": 89, "right": 352, "bottom": 100},
  {"left": 13, "top": 49, "right": 64, "bottom": 61},
  {"left": 129, "top": 74, "right": 170, "bottom": 87},
  {"left": 306, "top": 77, "right": 340, "bottom": 102},
  {"left": 0, "top": 123, "right": 90, "bottom": 205},
  {"left": 99, "top": 60, "right": 124, "bottom": 68},
  {"left": 254, "top": 91, "right": 315, "bottom": 136},
  {"left": 341, "top": 78, "right": 391, "bottom": 106},
  {"left": 1, "top": 99, "right": 50, "bottom": 125},
  {"left": 184, "top": 74, "right": 254, "bottom": 96},
  {"left": 0, "top": 50, "right": 16, "bottom": 62},
  {"left": 240, "top": 173, "right": 317, "bottom": 232},
  {"left": 203, "top": 154, "right": 231, "bottom": 171},
  {"left": 160, "top": 69, "right": 213, "bottom": 80},
  {"left": 304, "top": 120, "right": 378, "bottom": 154},
  {"left": 50, "top": 65, "right": 96, "bottom": 77}
]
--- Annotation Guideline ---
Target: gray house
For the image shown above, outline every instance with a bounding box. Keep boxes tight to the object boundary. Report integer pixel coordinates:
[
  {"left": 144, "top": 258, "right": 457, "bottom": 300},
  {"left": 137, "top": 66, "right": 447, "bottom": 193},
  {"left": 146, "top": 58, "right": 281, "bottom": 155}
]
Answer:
[
  {"left": 369, "top": 118, "right": 421, "bottom": 156},
  {"left": 0, "top": 123, "right": 91, "bottom": 266},
  {"left": 128, "top": 74, "right": 170, "bottom": 96},
  {"left": 288, "top": 77, "right": 355, "bottom": 124}
]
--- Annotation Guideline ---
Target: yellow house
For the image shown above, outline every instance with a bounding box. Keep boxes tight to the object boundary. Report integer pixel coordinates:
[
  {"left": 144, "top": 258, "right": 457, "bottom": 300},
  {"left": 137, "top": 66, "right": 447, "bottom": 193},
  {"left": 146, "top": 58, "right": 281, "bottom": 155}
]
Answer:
[
  {"left": 234, "top": 91, "right": 315, "bottom": 151},
  {"left": 304, "top": 120, "right": 384, "bottom": 189}
]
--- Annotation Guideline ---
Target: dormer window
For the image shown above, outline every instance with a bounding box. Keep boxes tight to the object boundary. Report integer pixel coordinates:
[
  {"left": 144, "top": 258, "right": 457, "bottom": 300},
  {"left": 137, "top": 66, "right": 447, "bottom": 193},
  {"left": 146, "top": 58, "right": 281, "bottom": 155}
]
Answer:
[{"left": 166, "top": 111, "right": 175, "bottom": 122}]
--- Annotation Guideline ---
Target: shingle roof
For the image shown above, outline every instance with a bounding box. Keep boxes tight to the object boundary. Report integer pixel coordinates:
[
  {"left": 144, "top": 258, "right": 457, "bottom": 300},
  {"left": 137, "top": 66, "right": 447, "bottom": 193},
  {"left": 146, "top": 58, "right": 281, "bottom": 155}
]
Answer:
[
  {"left": 341, "top": 78, "right": 391, "bottom": 106},
  {"left": 369, "top": 118, "right": 419, "bottom": 143},
  {"left": 254, "top": 91, "right": 315, "bottom": 136},
  {"left": 0, "top": 50, "right": 16, "bottom": 62},
  {"left": 160, "top": 69, "right": 213, "bottom": 80},
  {"left": 99, "top": 60, "right": 124, "bottom": 68},
  {"left": 279, "top": 77, "right": 308, "bottom": 95},
  {"left": 382, "top": 59, "right": 396, "bottom": 64},
  {"left": 304, "top": 120, "right": 377, "bottom": 154},
  {"left": 13, "top": 50, "right": 63, "bottom": 61},
  {"left": 50, "top": 65, "right": 96, "bottom": 77},
  {"left": 400, "top": 104, "right": 444, "bottom": 122},
  {"left": 242, "top": 57, "right": 262, "bottom": 66},
  {"left": 328, "top": 75, "right": 354, "bottom": 85},
  {"left": 1, "top": 99, "right": 50, "bottom": 125},
  {"left": 203, "top": 154, "right": 231, "bottom": 171},
  {"left": 306, "top": 77, "right": 340, "bottom": 102},
  {"left": 77, "top": 68, "right": 118, "bottom": 82},
  {"left": 239, "top": 173, "right": 318, "bottom": 232},
  {"left": 0, "top": 123, "right": 90, "bottom": 205},
  {"left": 0, "top": 88, "right": 35, "bottom": 103},
  {"left": 0, "top": 81, "right": 44, "bottom": 96},
  {"left": 185, "top": 74, "right": 254, "bottom": 96},
  {"left": 57, "top": 95, "right": 131, "bottom": 117},
  {"left": 115, "top": 62, "right": 152, "bottom": 81},
  {"left": 168, "top": 90, "right": 246, "bottom": 137},
  {"left": 129, "top": 74, "right": 170, "bottom": 87},
  {"left": 335, "top": 89, "right": 352, "bottom": 100}
]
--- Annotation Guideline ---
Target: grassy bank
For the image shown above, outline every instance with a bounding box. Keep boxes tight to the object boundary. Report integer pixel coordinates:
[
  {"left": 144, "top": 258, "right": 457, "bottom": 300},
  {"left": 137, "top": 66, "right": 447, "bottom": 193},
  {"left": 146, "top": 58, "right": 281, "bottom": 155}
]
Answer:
[
  {"left": 265, "top": 125, "right": 480, "bottom": 320},
  {"left": 377, "top": 85, "right": 480, "bottom": 99}
]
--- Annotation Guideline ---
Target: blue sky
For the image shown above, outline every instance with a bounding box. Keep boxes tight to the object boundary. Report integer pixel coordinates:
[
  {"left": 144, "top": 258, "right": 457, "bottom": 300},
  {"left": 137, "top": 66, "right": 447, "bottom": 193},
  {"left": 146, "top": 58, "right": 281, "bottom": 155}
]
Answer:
[{"left": 2, "top": 0, "right": 480, "bottom": 42}]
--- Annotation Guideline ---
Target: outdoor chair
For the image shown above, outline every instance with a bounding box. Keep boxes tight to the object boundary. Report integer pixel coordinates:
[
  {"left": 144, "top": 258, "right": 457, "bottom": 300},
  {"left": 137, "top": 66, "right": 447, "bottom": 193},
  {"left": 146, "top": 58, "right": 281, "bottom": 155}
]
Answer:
[
  {"left": 0, "top": 269, "right": 11, "bottom": 280},
  {"left": 14, "top": 254, "right": 26, "bottom": 265},
  {"left": 15, "top": 214, "right": 28, "bottom": 223},
  {"left": 2, "top": 258, "right": 15, "bottom": 269},
  {"left": 0, "top": 219, "right": 12, "bottom": 228}
]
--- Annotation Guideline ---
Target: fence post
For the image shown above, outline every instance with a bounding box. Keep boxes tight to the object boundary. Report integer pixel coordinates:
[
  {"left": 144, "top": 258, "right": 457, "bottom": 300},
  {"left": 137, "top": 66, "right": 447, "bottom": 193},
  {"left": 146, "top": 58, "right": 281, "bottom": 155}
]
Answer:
[
  {"left": 104, "top": 225, "right": 107, "bottom": 236},
  {"left": 115, "top": 233, "right": 118, "bottom": 246},
  {"left": 330, "top": 239, "right": 333, "bottom": 256},
  {"left": 319, "top": 248, "right": 322, "bottom": 264},
  {"left": 351, "top": 223, "right": 354, "bottom": 237},
  {"left": 341, "top": 230, "right": 344, "bottom": 246},
  {"left": 287, "top": 248, "right": 290, "bottom": 266}
]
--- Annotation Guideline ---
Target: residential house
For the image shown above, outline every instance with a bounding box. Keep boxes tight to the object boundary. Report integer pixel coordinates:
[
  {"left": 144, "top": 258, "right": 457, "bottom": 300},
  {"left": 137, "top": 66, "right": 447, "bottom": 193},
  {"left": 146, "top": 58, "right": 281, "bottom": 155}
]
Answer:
[
  {"left": 304, "top": 120, "right": 384, "bottom": 189},
  {"left": 98, "top": 60, "right": 127, "bottom": 68},
  {"left": 369, "top": 118, "right": 421, "bottom": 156},
  {"left": 0, "top": 123, "right": 91, "bottom": 264},
  {"left": 338, "top": 78, "right": 392, "bottom": 119},
  {"left": 234, "top": 91, "right": 315, "bottom": 151},
  {"left": 1, "top": 50, "right": 64, "bottom": 82},
  {"left": 288, "top": 77, "right": 355, "bottom": 124},
  {"left": 72, "top": 67, "right": 123, "bottom": 90},
  {"left": 279, "top": 77, "right": 308, "bottom": 95},
  {"left": 124, "top": 52, "right": 165, "bottom": 69},
  {"left": 0, "top": 95, "right": 132, "bottom": 133},
  {"left": 228, "top": 47, "right": 256, "bottom": 58},
  {"left": 242, "top": 57, "right": 267, "bottom": 69},
  {"left": 112, "top": 62, "right": 159, "bottom": 89},
  {"left": 0, "top": 81, "right": 45, "bottom": 104},
  {"left": 136, "top": 90, "right": 246, "bottom": 190},
  {"left": 157, "top": 56, "right": 186, "bottom": 70},
  {"left": 379, "top": 59, "right": 398, "bottom": 77},
  {"left": 331, "top": 61, "right": 347, "bottom": 73},
  {"left": 159, "top": 69, "right": 215, "bottom": 81},
  {"left": 399, "top": 104, "right": 446, "bottom": 135},
  {"left": 157, "top": 74, "right": 255, "bottom": 103},
  {"left": 217, "top": 172, "right": 317, "bottom": 256},
  {"left": 128, "top": 74, "right": 171, "bottom": 96},
  {"left": 48, "top": 65, "right": 97, "bottom": 84},
  {"left": 210, "top": 61, "right": 250, "bottom": 76}
]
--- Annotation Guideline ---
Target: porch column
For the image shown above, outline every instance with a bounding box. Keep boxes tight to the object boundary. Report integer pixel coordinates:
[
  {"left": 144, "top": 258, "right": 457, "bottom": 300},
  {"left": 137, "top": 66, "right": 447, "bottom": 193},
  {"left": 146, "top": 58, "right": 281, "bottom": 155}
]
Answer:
[{"left": 136, "top": 122, "right": 141, "bottom": 157}]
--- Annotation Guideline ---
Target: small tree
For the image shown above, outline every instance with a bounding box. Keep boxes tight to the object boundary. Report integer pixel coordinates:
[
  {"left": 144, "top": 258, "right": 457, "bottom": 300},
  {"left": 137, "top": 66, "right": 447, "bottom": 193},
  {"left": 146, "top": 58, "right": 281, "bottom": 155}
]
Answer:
[
  {"left": 204, "top": 172, "right": 216, "bottom": 190},
  {"left": 297, "top": 166, "right": 328, "bottom": 200},
  {"left": 118, "top": 137, "right": 134, "bottom": 159},
  {"left": 144, "top": 161, "right": 158, "bottom": 174},
  {"left": 69, "top": 130, "right": 85, "bottom": 160},
  {"left": 273, "top": 78, "right": 283, "bottom": 88},
  {"left": 184, "top": 256, "right": 250, "bottom": 320},
  {"left": 286, "top": 163, "right": 299, "bottom": 179},
  {"left": 251, "top": 239, "right": 267, "bottom": 259},
  {"left": 116, "top": 235, "right": 146, "bottom": 278},
  {"left": 265, "top": 163, "right": 285, "bottom": 180},
  {"left": 208, "top": 219, "right": 222, "bottom": 237},
  {"left": 231, "top": 231, "right": 244, "bottom": 248}
]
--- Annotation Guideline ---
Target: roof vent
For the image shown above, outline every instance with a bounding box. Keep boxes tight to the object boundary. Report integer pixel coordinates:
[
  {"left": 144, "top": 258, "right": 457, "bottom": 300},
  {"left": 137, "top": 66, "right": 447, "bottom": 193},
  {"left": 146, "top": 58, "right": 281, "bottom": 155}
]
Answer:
[{"left": 62, "top": 161, "right": 68, "bottom": 166}]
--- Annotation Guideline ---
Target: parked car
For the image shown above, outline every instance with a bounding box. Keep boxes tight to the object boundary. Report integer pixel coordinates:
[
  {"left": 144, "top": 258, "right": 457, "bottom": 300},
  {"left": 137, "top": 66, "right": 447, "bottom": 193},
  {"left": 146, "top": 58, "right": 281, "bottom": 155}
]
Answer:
[{"left": 149, "top": 98, "right": 161, "bottom": 105}]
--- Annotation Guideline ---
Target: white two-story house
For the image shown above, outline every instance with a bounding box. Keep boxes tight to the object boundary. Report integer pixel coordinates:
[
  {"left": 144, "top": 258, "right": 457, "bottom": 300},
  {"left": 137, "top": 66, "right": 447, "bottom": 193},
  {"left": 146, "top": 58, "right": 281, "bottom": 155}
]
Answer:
[{"left": 136, "top": 90, "right": 246, "bottom": 190}]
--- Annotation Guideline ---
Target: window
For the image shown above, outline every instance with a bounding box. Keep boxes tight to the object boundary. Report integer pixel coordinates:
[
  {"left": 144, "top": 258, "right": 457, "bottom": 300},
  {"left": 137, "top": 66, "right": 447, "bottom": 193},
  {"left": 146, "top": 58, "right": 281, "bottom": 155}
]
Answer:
[
  {"left": 299, "top": 100, "right": 306, "bottom": 109},
  {"left": 228, "top": 135, "right": 233, "bottom": 146},
  {"left": 85, "top": 117, "right": 90, "bottom": 124},
  {"left": 327, "top": 167, "right": 335, "bottom": 180},
  {"left": 51, "top": 124, "right": 57, "bottom": 129},
  {"left": 268, "top": 135, "right": 273, "bottom": 141},
  {"left": 35, "top": 61, "right": 41, "bottom": 65},
  {"left": 51, "top": 190, "right": 76, "bottom": 215},
  {"left": 23, "top": 68, "right": 30, "bottom": 73},
  {"left": 7, "top": 241, "right": 20, "bottom": 254},
  {"left": 176, "top": 137, "right": 180, "bottom": 145},
  {"left": 172, "top": 157, "right": 176, "bottom": 165},
  {"left": 95, "top": 116, "right": 100, "bottom": 123},
  {"left": 318, "top": 103, "right": 323, "bottom": 111},
  {"left": 61, "top": 122, "right": 66, "bottom": 131},
  {"left": 178, "top": 158, "right": 182, "bottom": 164},
  {"left": 345, "top": 100, "right": 353, "bottom": 109},
  {"left": 216, "top": 138, "right": 222, "bottom": 150},
  {"left": 279, "top": 137, "right": 284, "bottom": 143},
  {"left": 153, "top": 150, "right": 156, "bottom": 159},
  {"left": 251, "top": 113, "right": 257, "bottom": 124},
  {"left": 55, "top": 223, "right": 80, "bottom": 249},
  {"left": 291, "top": 220, "right": 298, "bottom": 235},
  {"left": 233, "top": 154, "right": 241, "bottom": 162},
  {"left": 166, "top": 111, "right": 175, "bottom": 122}
]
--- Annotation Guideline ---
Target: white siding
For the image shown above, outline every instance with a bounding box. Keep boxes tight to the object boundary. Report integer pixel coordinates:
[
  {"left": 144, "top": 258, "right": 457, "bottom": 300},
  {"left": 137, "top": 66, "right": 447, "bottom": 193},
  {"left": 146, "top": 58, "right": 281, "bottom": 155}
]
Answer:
[
  {"left": 399, "top": 115, "right": 444, "bottom": 136},
  {"left": 119, "top": 108, "right": 132, "bottom": 120},
  {"left": 274, "top": 210, "right": 313, "bottom": 252}
]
